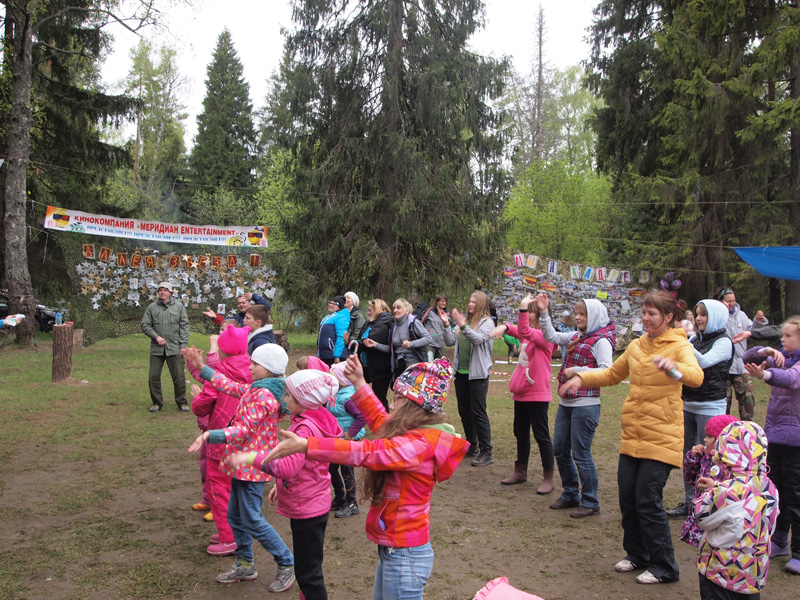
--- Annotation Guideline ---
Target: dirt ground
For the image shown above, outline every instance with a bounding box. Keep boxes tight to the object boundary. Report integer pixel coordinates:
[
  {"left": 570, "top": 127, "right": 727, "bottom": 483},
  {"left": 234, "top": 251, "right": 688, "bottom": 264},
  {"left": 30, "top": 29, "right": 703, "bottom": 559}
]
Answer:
[{"left": 0, "top": 340, "right": 796, "bottom": 600}]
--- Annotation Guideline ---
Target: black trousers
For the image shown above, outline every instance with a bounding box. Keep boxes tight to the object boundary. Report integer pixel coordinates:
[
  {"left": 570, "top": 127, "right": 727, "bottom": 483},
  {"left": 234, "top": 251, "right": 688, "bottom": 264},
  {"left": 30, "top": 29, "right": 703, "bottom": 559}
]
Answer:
[
  {"left": 291, "top": 513, "right": 329, "bottom": 600},
  {"left": 330, "top": 463, "right": 357, "bottom": 504},
  {"left": 767, "top": 442, "right": 800, "bottom": 558},
  {"left": 454, "top": 373, "right": 491, "bottom": 454},
  {"left": 513, "top": 401, "right": 554, "bottom": 470},
  {"left": 148, "top": 353, "right": 186, "bottom": 408},
  {"left": 371, "top": 377, "right": 392, "bottom": 410},
  {"left": 617, "top": 454, "right": 679, "bottom": 582}
]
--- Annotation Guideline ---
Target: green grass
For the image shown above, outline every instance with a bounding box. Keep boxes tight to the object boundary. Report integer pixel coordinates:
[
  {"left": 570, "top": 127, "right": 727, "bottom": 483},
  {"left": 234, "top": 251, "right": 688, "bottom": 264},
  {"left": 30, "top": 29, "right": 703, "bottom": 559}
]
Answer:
[{"left": 0, "top": 332, "right": 791, "bottom": 600}]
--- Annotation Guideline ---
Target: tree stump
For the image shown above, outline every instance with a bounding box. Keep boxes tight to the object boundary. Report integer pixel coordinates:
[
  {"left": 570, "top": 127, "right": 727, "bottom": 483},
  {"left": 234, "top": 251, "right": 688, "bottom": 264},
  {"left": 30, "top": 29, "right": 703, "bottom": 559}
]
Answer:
[{"left": 52, "top": 324, "right": 73, "bottom": 382}]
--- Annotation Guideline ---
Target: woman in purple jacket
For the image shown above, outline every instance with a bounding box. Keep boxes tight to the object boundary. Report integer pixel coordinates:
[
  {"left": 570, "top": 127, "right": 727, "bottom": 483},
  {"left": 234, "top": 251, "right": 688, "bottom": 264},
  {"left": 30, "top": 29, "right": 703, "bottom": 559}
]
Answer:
[{"left": 744, "top": 315, "right": 800, "bottom": 575}]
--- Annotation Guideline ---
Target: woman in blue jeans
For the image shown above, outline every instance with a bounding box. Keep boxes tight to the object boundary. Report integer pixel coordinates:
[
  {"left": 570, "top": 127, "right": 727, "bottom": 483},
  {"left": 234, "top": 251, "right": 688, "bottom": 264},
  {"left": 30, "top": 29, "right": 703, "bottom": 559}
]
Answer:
[{"left": 536, "top": 294, "right": 615, "bottom": 518}]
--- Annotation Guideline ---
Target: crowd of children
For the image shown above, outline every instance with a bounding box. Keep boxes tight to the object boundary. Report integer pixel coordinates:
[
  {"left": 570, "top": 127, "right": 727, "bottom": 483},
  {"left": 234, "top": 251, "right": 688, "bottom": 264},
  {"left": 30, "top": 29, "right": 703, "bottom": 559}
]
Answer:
[{"left": 169, "top": 290, "right": 799, "bottom": 599}]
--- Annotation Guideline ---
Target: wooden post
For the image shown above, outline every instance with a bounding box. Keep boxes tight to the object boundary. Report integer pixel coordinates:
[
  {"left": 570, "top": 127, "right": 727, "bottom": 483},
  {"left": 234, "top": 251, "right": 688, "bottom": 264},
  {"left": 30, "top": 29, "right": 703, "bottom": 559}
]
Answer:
[
  {"left": 52, "top": 324, "right": 73, "bottom": 382},
  {"left": 72, "top": 328, "right": 84, "bottom": 352}
]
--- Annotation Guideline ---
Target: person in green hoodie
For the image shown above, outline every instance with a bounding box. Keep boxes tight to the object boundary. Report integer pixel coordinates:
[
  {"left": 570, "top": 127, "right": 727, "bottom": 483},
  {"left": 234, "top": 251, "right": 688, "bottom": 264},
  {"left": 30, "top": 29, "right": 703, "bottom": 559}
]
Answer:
[{"left": 141, "top": 282, "right": 190, "bottom": 412}]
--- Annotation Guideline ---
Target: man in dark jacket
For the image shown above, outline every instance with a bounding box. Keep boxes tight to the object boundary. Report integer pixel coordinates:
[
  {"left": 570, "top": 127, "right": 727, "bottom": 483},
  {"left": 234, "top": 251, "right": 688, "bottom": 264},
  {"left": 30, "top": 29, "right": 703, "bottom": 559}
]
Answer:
[
  {"left": 141, "top": 282, "right": 190, "bottom": 413},
  {"left": 202, "top": 291, "right": 272, "bottom": 327}
]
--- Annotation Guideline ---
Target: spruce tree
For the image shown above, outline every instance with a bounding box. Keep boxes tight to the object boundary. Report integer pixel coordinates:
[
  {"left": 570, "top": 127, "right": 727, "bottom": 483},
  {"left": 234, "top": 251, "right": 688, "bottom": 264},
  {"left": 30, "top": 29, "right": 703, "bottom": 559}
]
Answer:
[
  {"left": 188, "top": 29, "right": 256, "bottom": 192},
  {"left": 270, "top": 0, "right": 509, "bottom": 306},
  {"left": 586, "top": 0, "right": 798, "bottom": 310}
]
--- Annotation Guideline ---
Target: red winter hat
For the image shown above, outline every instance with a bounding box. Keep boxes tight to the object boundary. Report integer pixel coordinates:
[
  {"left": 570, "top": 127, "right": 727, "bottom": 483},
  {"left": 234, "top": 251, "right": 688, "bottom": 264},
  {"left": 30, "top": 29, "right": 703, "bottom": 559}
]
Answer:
[
  {"left": 706, "top": 414, "right": 739, "bottom": 439},
  {"left": 218, "top": 325, "right": 250, "bottom": 356}
]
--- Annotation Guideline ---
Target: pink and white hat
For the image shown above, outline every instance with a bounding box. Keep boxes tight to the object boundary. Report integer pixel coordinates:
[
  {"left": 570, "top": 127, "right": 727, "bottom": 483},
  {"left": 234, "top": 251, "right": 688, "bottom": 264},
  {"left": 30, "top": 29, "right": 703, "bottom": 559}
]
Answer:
[{"left": 286, "top": 370, "right": 339, "bottom": 409}]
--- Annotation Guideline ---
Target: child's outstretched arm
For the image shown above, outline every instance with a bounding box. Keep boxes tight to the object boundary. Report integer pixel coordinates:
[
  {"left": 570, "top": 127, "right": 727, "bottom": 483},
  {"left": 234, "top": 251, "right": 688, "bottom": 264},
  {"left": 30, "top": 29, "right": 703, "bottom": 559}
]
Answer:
[
  {"left": 265, "top": 430, "right": 309, "bottom": 461},
  {"left": 188, "top": 431, "right": 210, "bottom": 453}
]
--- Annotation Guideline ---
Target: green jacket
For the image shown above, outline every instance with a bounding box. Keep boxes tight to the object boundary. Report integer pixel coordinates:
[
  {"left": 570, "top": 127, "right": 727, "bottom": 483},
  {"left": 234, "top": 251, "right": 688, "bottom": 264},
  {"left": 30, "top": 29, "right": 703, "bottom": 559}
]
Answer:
[{"left": 141, "top": 296, "right": 190, "bottom": 356}]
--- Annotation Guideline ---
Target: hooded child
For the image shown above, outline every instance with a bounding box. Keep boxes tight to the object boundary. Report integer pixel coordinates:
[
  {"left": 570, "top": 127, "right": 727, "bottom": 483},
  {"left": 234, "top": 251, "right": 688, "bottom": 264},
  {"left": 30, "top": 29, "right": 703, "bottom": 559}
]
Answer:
[{"left": 695, "top": 421, "right": 779, "bottom": 599}]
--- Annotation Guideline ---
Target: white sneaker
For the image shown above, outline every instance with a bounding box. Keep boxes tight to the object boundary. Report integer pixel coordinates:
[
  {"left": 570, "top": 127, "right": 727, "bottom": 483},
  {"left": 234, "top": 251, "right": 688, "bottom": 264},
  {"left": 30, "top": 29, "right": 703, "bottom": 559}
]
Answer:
[
  {"left": 614, "top": 559, "right": 637, "bottom": 573},
  {"left": 636, "top": 570, "right": 662, "bottom": 584}
]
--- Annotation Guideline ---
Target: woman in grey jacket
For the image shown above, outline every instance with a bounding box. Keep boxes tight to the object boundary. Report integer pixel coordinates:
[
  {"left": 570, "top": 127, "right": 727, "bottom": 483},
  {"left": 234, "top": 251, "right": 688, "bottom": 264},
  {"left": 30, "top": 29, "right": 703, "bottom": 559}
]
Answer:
[
  {"left": 424, "top": 294, "right": 448, "bottom": 361},
  {"left": 442, "top": 290, "right": 496, "bottom": 466}
]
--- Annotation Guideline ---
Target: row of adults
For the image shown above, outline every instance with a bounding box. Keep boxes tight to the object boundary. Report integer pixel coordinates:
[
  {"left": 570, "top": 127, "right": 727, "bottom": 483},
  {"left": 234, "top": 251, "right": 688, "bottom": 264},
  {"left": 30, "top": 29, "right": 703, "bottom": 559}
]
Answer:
[
  {"left": 316, "top": 291, "right": 498, "bottom": 467},
  {"left": 318, "top": 285, "right": 782, "bottom": 587}
]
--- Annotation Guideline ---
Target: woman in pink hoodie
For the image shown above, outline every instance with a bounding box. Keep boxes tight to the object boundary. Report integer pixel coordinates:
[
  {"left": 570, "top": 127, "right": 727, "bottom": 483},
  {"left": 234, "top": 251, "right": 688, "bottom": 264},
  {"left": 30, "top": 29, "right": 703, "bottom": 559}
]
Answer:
[
  {"left": 229, "top": 370, "right": 342, "bottom": 600},
  {"left": 490, "top": 293, "right": 557, "bottom": 493},
  {"left": 188, "top": 325, "right": 253, "bottom": 556}
]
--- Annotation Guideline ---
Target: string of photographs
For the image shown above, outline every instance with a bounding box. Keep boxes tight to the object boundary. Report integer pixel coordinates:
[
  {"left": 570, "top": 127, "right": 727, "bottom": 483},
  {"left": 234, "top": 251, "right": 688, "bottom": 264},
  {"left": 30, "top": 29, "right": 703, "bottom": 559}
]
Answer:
[
  {"left": 75, "top": 243, "right": 276, "bottom": 311},
  {"left": 493, "top": 254, "right": 654, "bottom": 338}
]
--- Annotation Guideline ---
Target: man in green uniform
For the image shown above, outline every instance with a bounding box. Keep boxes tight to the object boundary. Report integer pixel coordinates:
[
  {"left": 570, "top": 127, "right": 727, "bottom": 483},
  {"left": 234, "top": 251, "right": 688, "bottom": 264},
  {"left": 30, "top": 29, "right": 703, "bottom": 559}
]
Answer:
[{"left": 141, "top": 282, "right": 190, "bottom": 412}]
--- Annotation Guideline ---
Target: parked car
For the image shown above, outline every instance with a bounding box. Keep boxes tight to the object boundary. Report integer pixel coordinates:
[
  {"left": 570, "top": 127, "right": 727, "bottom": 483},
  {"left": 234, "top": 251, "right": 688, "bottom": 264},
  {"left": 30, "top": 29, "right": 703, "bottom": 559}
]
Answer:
[{"left": 0, "top": 292, "right": 59, "bottom": 332}]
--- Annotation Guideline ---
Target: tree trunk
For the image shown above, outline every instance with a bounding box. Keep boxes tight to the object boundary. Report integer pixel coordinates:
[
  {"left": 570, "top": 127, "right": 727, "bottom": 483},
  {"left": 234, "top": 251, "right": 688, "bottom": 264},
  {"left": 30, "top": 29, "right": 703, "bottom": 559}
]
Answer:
[
  {"left": 52, "top": 323, "right": 73, "bottom": 381},
  {"left": 533, "top": 6, "right": 545, "bottom": 160},
  {"left": 375, "top": 0, "right": 404, "bottom": 298},
  {"left": 4, "top": 1, "right": 38, "bottom": 347},
  {"left": 787, "top": 30, "right": 800, "bottom": 316}
]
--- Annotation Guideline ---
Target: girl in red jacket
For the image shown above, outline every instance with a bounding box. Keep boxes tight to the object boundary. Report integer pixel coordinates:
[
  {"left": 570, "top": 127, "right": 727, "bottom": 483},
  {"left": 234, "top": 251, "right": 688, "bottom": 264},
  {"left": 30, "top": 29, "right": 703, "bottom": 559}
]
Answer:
[{"left": 263, "top": 355, "right": 469, "bottom": 600}]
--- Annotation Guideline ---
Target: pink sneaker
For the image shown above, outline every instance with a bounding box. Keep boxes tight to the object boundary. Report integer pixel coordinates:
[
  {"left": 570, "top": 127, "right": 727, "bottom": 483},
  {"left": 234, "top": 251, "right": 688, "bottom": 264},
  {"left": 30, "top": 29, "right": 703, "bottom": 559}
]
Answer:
[
  {"left": 209, "top": 534, "right": 220, "bottom": 544},
  {"left": 207, "top": 542, "right": 237, "bottom": 556}
]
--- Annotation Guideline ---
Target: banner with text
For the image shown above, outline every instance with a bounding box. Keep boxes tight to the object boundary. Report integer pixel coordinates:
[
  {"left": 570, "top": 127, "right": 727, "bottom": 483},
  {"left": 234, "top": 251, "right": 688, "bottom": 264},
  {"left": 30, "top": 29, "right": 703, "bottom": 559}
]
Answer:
[{"left": 44, "top": 205, "right": 268, "bottom": 247}]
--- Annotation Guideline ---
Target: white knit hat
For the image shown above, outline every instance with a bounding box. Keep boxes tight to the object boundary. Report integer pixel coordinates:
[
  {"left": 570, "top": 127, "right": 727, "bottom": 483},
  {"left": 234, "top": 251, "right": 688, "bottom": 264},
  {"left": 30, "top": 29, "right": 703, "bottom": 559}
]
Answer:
[
  {"left": 251, "top": 344, "right": 288, "bottom": 376},
  {"left": 345, "top": 291, "right": 359, "bottom": 308},
  {"left": 286, "top": 370, "right": 339, "bottom": 409}
]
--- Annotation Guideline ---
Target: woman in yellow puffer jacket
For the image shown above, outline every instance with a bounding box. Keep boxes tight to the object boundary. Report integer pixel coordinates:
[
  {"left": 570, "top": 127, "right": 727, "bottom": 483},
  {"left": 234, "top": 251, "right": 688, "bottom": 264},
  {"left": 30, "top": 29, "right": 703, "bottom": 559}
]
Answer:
[{"left": 560, "top": 291, "right": 703, "bottom": 586}]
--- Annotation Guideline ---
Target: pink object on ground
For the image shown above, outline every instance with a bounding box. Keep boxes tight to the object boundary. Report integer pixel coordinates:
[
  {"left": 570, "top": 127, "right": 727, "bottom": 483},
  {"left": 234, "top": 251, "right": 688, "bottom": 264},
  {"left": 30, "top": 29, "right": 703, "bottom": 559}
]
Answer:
[{"left": 473, "top": 577, "right": 546, "bottom": 600}]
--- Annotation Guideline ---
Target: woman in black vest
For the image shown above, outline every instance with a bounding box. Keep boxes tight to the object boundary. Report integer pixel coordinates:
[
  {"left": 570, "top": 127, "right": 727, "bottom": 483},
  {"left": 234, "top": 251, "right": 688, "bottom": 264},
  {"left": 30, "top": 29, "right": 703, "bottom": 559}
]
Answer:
[{"left": 666, "top": 299, "right": 734, "bottom": 519}]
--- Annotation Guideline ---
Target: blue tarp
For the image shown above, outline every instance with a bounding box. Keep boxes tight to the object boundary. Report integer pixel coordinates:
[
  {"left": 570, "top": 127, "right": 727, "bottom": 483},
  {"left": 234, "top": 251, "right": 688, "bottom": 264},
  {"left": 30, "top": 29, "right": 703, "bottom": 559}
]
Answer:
[{"left": 734, "top": 246, "right": 800, "bottom": 281}]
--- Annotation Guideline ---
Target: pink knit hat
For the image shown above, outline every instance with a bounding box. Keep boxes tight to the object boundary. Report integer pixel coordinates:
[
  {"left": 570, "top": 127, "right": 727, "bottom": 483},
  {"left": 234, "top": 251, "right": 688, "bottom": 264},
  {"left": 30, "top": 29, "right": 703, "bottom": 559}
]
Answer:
[
  {"left": 706, "top": 414, "right": 739, "bottom": 439},
  {"left": 217, "top": 325, "right": 250, "bottom": 356},
  {"left": 306, "top": 356, "right": 330, "bottom": 373},
  {"left": 329, "top": 362, "right": 353, "bottom": 388},
  {"left": 286, "top": 370, "right": 339, "bottom": 409}
]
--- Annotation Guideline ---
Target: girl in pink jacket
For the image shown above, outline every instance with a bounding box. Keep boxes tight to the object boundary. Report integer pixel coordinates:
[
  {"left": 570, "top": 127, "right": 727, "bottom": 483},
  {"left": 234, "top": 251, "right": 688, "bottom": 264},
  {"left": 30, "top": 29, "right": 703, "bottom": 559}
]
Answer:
[
  {"left": 230, "top": 369, "right": 342, "bottom": 600},
  {"left": 187, "top": 324, "right": 253, "bottom": 556},
  {"left": 491, "top": 293, "right": 557, "bottom": 492}
]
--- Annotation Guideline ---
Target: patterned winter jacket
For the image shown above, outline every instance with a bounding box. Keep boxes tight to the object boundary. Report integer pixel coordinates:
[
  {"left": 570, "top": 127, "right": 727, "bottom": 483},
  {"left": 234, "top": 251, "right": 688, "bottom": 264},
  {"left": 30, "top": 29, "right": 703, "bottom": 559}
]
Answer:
[
  {"left": 200, "top": 365, "right": 282, "bottom": 482},
  {"left": 306, "top": 384, "right": 470, "bottom": 548},
  {"left": 695, "top": 421, "right": 779, "bottom": 594},
  {"left": 188, "top": 354, "right": 253, "bottom": 461},
  {"left": 680, "top": 449, "right": 726, "bottom": 547}
]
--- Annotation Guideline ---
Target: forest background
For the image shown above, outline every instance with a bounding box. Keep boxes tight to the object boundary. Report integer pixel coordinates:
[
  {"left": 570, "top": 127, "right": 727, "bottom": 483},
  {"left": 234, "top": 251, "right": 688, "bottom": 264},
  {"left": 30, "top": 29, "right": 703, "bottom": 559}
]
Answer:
[{"left": 2, "top": 0, "right": 800, "bottom": 346}]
